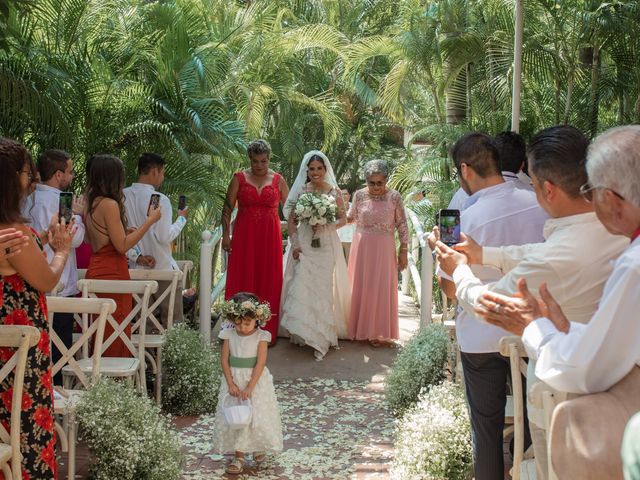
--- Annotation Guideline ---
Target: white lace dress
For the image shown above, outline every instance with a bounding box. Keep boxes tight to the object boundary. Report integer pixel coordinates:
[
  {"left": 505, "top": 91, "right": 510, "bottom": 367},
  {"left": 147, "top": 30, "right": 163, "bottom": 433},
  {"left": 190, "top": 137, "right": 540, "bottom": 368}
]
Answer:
[
  {"left": 280, "top": 187, "right": 351, "bottom": 358},
  {"left": 216, "top": 328, "right": 283, "bottom": 454}
]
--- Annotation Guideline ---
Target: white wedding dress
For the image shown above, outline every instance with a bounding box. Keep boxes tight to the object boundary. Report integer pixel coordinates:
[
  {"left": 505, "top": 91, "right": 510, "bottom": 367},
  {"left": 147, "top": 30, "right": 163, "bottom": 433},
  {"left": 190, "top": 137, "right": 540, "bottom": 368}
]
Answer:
[{"left": 280, "top": 186, "right": 351, "bottom": 359}]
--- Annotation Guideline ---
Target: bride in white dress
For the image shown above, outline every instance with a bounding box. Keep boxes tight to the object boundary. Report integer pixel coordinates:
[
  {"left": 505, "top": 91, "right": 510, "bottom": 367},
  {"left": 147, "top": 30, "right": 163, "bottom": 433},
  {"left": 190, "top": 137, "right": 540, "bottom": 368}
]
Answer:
[{"left": 280, "top": 150, "right": 351, "bottom": 361}]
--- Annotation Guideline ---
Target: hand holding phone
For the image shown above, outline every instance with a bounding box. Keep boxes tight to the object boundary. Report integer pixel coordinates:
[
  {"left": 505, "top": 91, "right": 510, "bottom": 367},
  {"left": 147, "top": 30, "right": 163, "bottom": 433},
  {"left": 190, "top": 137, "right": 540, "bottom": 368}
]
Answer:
[
  {"left": 59, "top": 192, "right": 74, "bottom": 224},
  {"left": 147, "top": 193, "right": 161, "bottom": 216},
  {"left": 437, "top": 209, "right": 461, "bottom": 246},
  {"left": 178, "top": 195, "right": 187, "bottom": 211}
]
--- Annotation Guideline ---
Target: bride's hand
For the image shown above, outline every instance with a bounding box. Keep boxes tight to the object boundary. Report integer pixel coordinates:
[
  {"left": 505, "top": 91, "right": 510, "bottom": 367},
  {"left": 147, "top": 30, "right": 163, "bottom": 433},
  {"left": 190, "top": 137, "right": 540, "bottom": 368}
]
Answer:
[{"left": 292, "top": 247, "right": 302, "bottom": 260}]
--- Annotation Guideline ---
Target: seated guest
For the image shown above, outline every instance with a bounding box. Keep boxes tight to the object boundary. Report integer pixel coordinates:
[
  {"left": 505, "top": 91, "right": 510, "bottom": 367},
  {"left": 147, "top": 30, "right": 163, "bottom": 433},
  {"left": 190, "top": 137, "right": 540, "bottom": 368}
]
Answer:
[
  {"left": 436, "top": 125, "right": 628, "bottom": 479},
  {"left": 124, "top": 153, "right": 188, "bottom": 325},
  {"left": 0, "top": 137, "right": 75, "bottom": 478},
  {"left": 476, "top": 124, "right": 640, "bottom": 394},
  {"left": 432, "top": 133, "right": 546, "bottom": 480},
  {"left": 23, "top": 149, "right": 85, "bottom": 384}
]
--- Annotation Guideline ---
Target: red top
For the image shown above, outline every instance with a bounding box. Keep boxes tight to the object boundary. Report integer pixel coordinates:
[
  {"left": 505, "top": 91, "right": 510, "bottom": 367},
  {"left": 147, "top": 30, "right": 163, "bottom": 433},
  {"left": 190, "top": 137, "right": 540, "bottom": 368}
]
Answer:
[{"left": 224, "top": 171, "right": 284, "bottom": 343}]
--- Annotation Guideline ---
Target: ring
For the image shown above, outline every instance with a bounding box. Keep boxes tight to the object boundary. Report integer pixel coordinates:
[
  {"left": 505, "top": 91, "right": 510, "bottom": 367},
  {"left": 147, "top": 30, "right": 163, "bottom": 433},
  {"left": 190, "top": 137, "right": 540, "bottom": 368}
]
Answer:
[
  {"left": 495, "top": 304, "right": 502, "bottom": 314},
  {"left": 4, "top": 247, "right": 10, "bottom": 254}
]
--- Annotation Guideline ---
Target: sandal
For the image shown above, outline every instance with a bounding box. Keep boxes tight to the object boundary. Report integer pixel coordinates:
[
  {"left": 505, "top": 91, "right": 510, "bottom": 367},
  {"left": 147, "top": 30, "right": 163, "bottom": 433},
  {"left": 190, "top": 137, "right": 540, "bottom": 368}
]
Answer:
[
  {"left": 225, "top": 457, "right": 245, "bottom": 474},
  {"left": 254, "top": 451, "right": 266, "bottom": 464}
]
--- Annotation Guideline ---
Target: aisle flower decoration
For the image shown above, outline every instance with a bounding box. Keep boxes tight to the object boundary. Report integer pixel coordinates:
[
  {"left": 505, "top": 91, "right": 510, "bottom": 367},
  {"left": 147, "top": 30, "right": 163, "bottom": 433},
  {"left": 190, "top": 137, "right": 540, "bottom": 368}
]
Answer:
[{"left": 294, "top": 192, "right": 338, "bottom": 247}]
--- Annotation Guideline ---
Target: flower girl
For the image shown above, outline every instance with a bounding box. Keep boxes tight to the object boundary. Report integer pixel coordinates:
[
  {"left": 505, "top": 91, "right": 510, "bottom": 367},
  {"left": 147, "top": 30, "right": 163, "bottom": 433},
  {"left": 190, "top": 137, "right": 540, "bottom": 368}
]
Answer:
[{"left": 216, "top": 292, "right": 283, "bottom": 474}]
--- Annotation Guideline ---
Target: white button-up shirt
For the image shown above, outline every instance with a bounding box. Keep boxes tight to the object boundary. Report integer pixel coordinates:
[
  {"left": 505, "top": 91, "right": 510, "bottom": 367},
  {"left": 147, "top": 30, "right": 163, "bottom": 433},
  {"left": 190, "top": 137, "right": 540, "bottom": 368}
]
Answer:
[
  {"left": 22, "top": 184, "right": 85, "bottom": 297},
  {"left": 440, "top": 181, "right": 548, "bottom": 353},
  {"left": 447, "top": 171, "right": 538, "bottom": 212},
  {"left": 123, "top": 183, "right": 185, "bottom": 271},
  {"left": 523, "top": 237, "right": 640, "bottom": 394},
  {"left": 453, "top": 212, "right": 628, "bottom": 325}
]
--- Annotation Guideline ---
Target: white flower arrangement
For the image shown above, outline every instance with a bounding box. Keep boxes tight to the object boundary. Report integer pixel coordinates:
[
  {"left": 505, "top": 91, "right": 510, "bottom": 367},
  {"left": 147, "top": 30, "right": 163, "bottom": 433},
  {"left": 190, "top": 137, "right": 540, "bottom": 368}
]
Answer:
[
  {"left": 214, "top": 298, "right": 272, "bottom": 326},
  {"left": 163, "top": 324, "right": 222, "bottom": 415},
  {"left": 76, "top": 377, "right": 184, "bottom": 480},
  {"left": 294, "top": 192, "right": 338, "bottom": 247},
  {"left": 390, "top": 381, "right": 473, "bottom": 480}
]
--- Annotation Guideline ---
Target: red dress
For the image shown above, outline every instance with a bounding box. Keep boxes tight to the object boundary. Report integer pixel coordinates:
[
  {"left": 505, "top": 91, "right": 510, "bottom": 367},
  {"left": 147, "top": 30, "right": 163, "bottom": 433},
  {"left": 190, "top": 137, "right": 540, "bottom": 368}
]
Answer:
[{"left": 225, "top": 171, "right": 283, "bottom": 342}]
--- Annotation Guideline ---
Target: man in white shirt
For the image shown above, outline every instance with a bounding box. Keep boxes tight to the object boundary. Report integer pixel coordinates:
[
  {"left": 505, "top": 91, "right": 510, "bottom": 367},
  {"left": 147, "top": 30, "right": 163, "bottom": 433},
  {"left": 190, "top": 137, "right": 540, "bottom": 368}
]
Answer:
[
  {"left": 436, "top": 125, "right": 628, "bottom": 479},
  {"left": 124, "top": 153, "right": 188, "bottom": 325},
  {"left": 476, "top": 124, "right": 640, "bottom": 395},
  {"left": 446, "top": 130, "right": 538, "bottom": 212},
  {"left": 23, "top": 149, "right": 85, "bottom": 384},
  {"left": 434, "top": 132, "right": 547, "bottom": 480}
]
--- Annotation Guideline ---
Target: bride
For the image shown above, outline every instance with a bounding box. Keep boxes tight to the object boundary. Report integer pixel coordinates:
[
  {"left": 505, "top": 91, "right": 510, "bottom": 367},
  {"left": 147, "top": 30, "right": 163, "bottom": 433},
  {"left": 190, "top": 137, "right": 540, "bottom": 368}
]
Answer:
[{"left": 280, "top": 150, "right": 351, "bottom": 361}]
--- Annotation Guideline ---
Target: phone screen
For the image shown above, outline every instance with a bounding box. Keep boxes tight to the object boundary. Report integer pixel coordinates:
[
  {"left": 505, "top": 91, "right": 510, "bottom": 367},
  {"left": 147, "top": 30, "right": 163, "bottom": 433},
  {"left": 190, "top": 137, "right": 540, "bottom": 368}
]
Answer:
[
  {"left": 147, "top": 193, "right": 160, "bottom": 216},
  {"left": 438, "top": 209, "right": 461, "bottom": 246},
  {"left": 178, "top": 195, "right": 186, "bottom": 211},
  {"left": 59, "top": 192, "right": 73, "bottom": 223}
]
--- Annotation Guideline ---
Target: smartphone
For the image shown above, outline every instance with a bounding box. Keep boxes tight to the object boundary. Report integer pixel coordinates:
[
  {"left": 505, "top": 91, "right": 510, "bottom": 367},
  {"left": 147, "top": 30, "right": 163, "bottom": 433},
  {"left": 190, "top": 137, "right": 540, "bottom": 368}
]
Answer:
[
  {"left": 178, "top": 195, "right": 187, "bottom": 211},
  {"left": 438, "top": 209, "right": 461, "bottom": 246},
  {"left": 147, "top": 193, "right": 161, "bottom": 216},
  {"left": 58, "top": 192, "right": 74, "bottom": 223}
]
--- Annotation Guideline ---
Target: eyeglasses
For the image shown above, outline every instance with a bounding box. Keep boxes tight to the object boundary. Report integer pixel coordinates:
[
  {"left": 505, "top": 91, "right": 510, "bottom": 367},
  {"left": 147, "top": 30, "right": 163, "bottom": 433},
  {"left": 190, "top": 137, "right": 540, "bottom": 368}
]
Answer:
[
  {"left": 367, "top": 181, "right": 385, "bottom": 187},
  {"left": 579, "top": 182, "right": 625, "bottom": 203}
]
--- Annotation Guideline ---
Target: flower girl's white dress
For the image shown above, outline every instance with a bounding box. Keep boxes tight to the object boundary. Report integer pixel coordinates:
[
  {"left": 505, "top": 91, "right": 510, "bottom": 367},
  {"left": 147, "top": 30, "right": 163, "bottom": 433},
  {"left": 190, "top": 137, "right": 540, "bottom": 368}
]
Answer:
[{"left": 216, "top": 328, "right": 283, "bottom": 454}]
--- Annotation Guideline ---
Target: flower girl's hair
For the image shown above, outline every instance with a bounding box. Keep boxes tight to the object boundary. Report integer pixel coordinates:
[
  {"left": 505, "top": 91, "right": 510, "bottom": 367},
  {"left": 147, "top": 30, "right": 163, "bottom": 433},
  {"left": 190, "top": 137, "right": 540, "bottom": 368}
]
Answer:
[{"left": 217, "top": 292, "right": 272, "bottom": 326}]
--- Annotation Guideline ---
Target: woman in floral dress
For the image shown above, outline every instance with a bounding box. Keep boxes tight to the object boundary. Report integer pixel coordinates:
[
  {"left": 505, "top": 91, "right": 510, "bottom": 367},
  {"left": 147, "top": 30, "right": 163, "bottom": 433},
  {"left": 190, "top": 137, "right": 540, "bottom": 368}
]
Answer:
[
  {"left": 0, "top": 137, "right": 75, "bottom": 479},
  {"left": 347, "top": 160, "right": 409, "bottom": 346}
]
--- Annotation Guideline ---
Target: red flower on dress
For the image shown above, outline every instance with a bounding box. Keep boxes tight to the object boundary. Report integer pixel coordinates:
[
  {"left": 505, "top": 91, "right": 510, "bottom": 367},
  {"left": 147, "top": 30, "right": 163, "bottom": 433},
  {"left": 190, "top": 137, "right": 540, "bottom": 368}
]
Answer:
[
  {"left": 21, "top": 392, "right": 33, "bottom": 410},
  {"left": 33, "top": 406, "right": 54, "bottom": 432},
  {"left": 41, "top": 371, "right": 52, "bottom": 392},
  {"left": 0, "top": 347, "right": 13, "bottom": 362},
  {"left": 1, "top": 388, "right": 13, "bottom": 410},
  {"left": 41, "top": 440, "right": 56, "bottom": 471},
  {"left": 3, "top": 309, "right": 31, "bottom": 326},
  {"left": 21, "top": 469, "right": 30, "bottom": 480},
  {"left": 37, "top": 329, "right": 50, "bottom": 356},
  {"left": 4, "top": 275, "right": 25, "bottom": 293},
  {"left": 38, "top": 294, "right": 48, "bottom": 317}
]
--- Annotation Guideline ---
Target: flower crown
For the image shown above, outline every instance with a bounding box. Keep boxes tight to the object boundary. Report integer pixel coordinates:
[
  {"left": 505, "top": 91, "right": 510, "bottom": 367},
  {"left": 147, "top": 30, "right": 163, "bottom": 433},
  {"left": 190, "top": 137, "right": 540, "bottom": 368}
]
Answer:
[{"left": 215, "top": 298, "right": 272, "bottom": 326}]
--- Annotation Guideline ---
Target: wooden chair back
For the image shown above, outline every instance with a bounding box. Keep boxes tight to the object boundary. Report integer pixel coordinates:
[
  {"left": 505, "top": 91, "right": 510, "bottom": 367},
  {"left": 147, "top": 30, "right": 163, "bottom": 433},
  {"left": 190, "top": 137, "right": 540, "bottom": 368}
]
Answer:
[
  {"left": 46, "top": 297, "right": 116, "bottom": 388},
  {"left": 0, "top": 325, "right": 40, "bottom": 480}
]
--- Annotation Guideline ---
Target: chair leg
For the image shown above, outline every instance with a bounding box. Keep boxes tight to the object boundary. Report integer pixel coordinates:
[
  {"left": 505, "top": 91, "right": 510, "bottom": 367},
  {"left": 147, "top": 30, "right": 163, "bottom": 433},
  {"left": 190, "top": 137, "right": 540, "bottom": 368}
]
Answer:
[
  {"left": 68, "top": 414, "right": 76, "bottom": 480},
  {"left": 155, "top": 348, "right": 162, "bottom": 406}
]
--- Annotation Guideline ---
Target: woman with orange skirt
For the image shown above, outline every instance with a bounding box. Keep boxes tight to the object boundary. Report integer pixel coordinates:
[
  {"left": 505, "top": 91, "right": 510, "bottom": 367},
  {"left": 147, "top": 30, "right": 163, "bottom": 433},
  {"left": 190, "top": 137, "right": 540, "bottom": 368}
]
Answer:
[{"left": 84, "top": 155, "right": 161, "bottom": 356}]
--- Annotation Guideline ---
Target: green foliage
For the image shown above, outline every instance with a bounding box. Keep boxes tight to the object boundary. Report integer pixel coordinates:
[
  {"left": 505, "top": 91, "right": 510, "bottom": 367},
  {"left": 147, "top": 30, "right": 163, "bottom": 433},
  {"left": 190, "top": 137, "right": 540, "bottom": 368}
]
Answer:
[
  {"left": 162, "top": 324, "right": 221, "bottom": 415},
  {"left": 391, "top": 381, "right": 473, "bottom": 480},
  {"left": 76, "top": 377, "right": 183, "bottom": 480},
  {"left": 384, "top": 324, "right": 450, "bottom": 416}
]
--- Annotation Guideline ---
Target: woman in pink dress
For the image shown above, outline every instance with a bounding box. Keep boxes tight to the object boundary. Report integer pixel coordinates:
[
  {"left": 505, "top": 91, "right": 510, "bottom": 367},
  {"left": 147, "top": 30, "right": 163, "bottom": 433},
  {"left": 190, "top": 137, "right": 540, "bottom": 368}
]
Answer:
[{"left": 347, "top": 160, "right": 409, "bottom": 346}]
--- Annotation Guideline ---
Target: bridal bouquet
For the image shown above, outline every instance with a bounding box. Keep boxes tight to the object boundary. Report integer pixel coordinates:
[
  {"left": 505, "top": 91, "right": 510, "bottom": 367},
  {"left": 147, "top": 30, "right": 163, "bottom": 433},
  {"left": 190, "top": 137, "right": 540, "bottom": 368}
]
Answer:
[{"left": 294, "top": 192, "right": 338, "bottom": 248}]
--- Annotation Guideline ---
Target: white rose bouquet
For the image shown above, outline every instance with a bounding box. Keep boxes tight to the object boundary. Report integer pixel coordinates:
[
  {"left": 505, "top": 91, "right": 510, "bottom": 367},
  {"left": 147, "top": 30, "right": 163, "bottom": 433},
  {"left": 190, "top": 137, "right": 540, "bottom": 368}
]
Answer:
[{"left": 293, "top": 192, "right": 338, "bottom": 248}]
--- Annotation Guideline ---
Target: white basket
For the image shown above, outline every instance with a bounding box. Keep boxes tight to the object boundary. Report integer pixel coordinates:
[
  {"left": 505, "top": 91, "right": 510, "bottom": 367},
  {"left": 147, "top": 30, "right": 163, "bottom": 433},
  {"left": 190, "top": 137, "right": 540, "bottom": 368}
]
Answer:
[{"left": 222, "top": 394, "right": 253, "bottom": 429}]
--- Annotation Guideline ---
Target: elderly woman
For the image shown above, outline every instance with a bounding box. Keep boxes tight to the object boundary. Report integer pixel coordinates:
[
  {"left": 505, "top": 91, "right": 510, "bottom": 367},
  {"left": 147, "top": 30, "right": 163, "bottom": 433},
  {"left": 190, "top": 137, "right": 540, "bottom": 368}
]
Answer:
[
  {"left": 347, "top": 160, "right": 409, "bottom": 346},
  {"left": 222, "top": 139, "right": 289, "bottom": 343}
]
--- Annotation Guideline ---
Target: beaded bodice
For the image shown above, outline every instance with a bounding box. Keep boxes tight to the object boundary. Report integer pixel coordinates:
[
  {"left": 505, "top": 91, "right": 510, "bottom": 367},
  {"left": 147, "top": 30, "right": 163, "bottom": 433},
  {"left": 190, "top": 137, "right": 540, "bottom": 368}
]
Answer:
[{"left": 348, "top": 189, "right": 409, "bottom": 243}]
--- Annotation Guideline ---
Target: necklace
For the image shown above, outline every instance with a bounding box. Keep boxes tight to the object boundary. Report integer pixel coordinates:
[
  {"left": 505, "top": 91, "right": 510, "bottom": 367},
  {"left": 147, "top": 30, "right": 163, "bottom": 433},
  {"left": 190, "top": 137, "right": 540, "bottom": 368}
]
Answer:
[{"left": 367, "top": 190, "right": 388, "bottom": 201}]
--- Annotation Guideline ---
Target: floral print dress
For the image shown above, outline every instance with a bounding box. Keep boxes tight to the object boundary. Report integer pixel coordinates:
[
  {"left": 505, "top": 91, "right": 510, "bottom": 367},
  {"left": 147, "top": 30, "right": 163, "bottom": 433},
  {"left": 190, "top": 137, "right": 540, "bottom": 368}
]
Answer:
[{"left": 0, "top": 243, "right": 57, "bottom": 479}]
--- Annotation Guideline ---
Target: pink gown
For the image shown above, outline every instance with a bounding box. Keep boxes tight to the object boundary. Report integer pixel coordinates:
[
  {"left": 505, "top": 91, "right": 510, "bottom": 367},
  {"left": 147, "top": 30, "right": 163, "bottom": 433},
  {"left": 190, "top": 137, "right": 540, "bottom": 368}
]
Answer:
[{"left": 347, "top": 189, "right": 409, "bottom": 340}]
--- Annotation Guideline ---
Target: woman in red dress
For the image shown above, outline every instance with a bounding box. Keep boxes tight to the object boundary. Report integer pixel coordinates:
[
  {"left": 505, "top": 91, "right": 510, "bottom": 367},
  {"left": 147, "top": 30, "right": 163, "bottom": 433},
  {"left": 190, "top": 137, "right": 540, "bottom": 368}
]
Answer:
[
  {"left": 221, "top": 140, "right": 289, "bottom": 344},
  {"left": 0, "top": 137, "right": 75, "bottom": 479},
  {"left": 84, "top": 155, "right": 161, "bottom": 356}
]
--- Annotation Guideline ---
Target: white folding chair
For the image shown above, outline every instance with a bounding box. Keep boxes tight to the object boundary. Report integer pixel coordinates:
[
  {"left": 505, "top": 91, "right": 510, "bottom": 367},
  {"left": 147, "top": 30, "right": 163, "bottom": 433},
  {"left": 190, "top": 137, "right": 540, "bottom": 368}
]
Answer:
[
  {"left": 500, "top": 336, "right": 536, "bottom": 480},
  {"left": 69, "top": 279, "right": 157, "bottom": 393},
  {"left": 175, "top": 260, "right": 193, "bottom": 290},
  {"left": 0, "top": 325, "right": 41, "bottom": 480},
  {"left": 129, "top": 269, "right": 182, "bottom": 404},
  {"left": 46, "top": 296, "right": 115, "bottom": 480}
]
